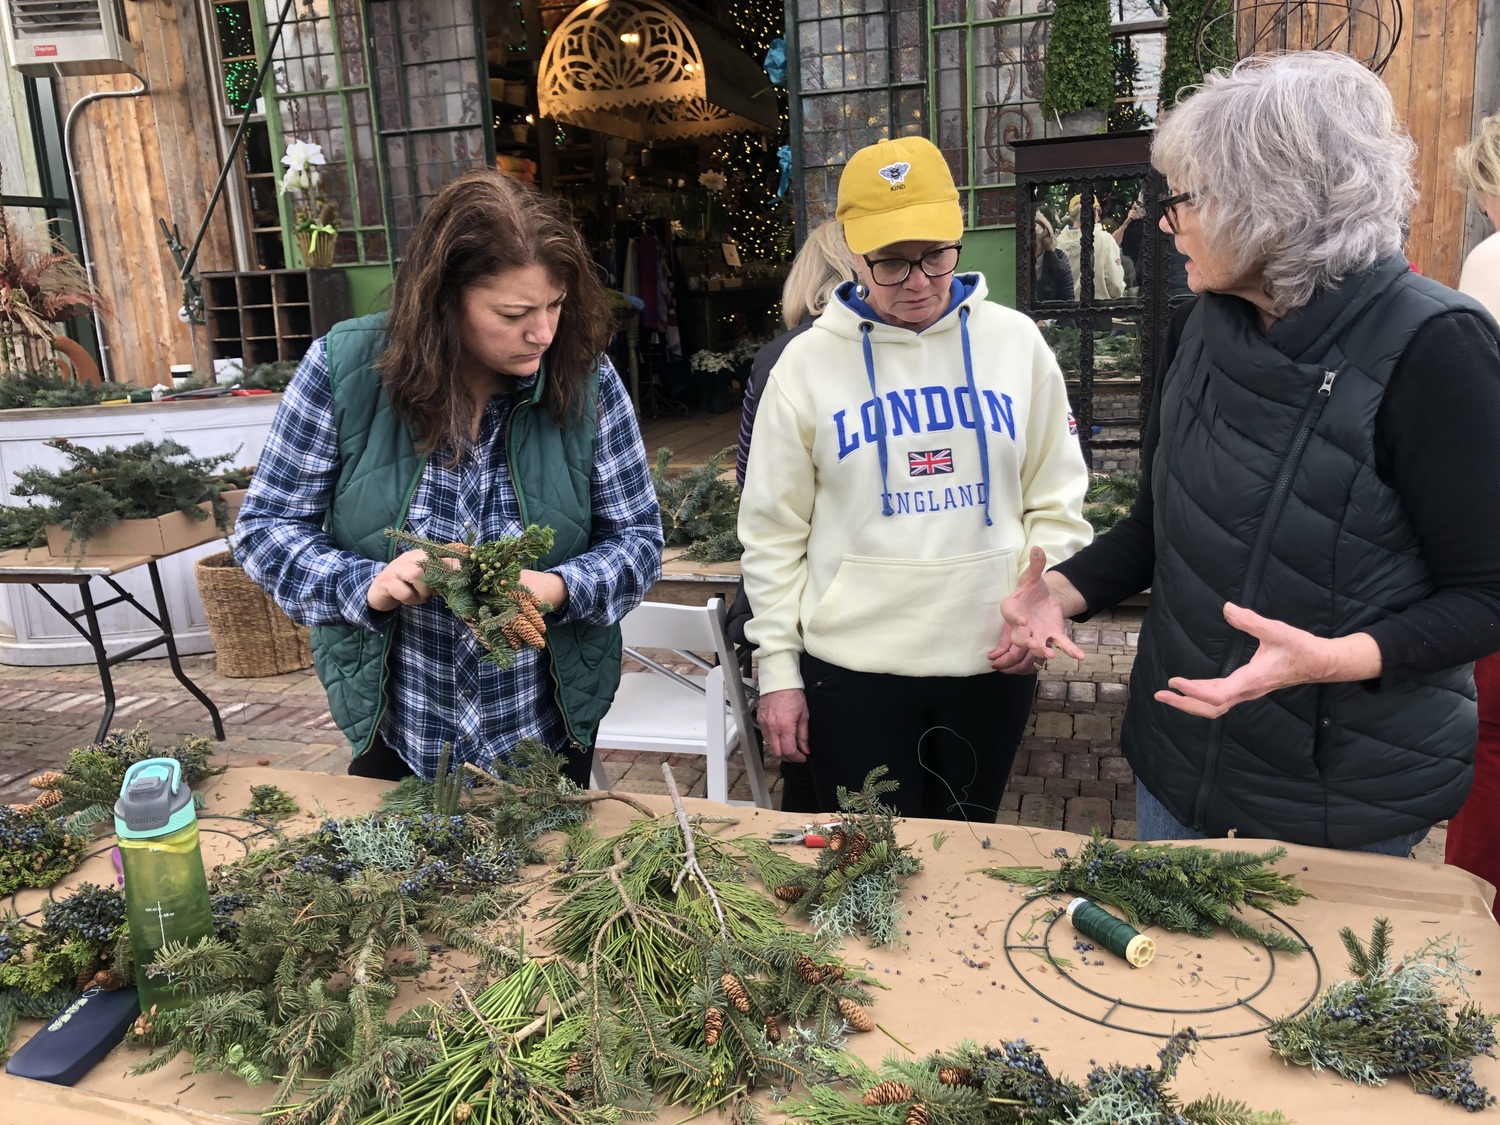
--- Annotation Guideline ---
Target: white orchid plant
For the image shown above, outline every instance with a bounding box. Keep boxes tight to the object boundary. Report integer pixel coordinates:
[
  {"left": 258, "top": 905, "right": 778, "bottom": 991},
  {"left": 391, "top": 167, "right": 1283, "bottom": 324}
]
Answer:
[
  {"left": 689, "top": 348, "right": 736, "bottom": 374},
  {"left": 279, "top": 139, "right": 340, "bottom": 252}
]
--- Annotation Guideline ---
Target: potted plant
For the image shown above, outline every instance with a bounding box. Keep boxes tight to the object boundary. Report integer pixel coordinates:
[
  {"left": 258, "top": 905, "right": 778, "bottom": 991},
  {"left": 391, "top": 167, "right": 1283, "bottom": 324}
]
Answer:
[
  {"left": 280, "top": 139, "right": 341, "bottom": 270},
  {"left": 689, "top": 348, "right": 736, "bottom": 414},
  {"left": 1041, "top": 0, "right": 1115, "bottom": 135},
  {"left": 1160, "top": 0, "right": 1234, "bottom": 110},
  {"left": 0, "top": 206, "right": 109, "bottom": 376}
]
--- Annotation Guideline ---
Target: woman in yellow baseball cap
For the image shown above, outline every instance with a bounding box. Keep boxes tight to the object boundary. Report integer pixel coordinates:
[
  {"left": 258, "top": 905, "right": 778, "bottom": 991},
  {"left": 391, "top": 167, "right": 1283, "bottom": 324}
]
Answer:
[{"left": 737, "top": 134, "right": 1090, "bottom": 820}]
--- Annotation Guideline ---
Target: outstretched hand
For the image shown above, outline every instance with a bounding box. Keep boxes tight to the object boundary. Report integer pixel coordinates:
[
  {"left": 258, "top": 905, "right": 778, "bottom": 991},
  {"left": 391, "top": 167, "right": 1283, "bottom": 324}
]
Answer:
[
  {"left": 988, "top": 546, "right": 1088, "bottom": 673},
  {"left": 1155, "top": 603, "right": 1380, "bottom": 719}
]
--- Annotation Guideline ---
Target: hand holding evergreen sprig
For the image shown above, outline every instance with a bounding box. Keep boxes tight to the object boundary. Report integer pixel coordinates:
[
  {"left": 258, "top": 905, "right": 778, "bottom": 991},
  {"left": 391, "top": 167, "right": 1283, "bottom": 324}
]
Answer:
[{"left": 384, "top": 525, "right": 555, "bottom": 668}]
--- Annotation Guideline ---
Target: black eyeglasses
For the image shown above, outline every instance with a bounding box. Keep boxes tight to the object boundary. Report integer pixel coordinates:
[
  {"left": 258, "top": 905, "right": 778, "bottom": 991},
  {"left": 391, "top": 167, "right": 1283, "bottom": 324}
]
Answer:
[
  {"left": 1158, "top": 191, "right": 1197, "bottom": 234},
  {"left": 862, "top": 244, "right": 962, "bottom": 287}
]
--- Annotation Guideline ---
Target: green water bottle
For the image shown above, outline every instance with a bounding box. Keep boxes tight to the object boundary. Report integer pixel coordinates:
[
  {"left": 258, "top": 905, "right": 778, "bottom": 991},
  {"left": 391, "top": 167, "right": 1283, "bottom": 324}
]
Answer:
[{"left": 114, "top": 757, "right": 215, "bottom": 1014}]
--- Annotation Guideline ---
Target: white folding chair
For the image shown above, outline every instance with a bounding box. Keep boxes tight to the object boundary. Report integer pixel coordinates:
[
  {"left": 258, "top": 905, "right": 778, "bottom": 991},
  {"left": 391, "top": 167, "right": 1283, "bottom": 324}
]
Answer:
[{"left": 592, "top": 596, "right": 772, "bottom": 807}]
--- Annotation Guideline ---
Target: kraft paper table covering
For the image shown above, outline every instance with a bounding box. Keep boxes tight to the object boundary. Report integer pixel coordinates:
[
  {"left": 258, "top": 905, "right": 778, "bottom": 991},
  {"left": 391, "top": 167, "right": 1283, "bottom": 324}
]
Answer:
[{"left": 1, "top": 767, "right": 1496, "bottom": 1125}]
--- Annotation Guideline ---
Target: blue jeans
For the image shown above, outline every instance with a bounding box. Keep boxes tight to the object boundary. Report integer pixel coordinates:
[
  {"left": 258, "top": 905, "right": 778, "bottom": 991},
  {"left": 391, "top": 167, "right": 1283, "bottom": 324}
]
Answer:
[{"left": 1134, "top": 780, "right": 1429, "bottom": 858}]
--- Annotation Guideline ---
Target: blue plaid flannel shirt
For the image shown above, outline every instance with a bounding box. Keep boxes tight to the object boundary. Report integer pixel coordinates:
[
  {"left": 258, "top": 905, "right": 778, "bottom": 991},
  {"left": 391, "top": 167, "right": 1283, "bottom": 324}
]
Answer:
[{"left": 234, "top": 338, "right": 663, "bottom": 778}]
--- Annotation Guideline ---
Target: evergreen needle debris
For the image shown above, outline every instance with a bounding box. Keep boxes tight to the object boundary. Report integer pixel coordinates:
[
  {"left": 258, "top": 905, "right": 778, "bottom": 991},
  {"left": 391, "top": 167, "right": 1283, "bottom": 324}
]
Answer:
[
  {"left": 782, "top": 1029, "right": 1288, "bottom": 1125},
  {"left": 1268, "top": 917, "right": 1499, "bottom": 1111},
  {"left": 384, "top": 525, "right": 555, "bottom": 668},
  {"left": 984, "top": 831, "right": 1310, "bottom": 952},
  {"left": 741, "top": 768, "right": 922, "bottom": 945},
  {"left": 243, "top": 784, "right": 300, "bottom": 821}
]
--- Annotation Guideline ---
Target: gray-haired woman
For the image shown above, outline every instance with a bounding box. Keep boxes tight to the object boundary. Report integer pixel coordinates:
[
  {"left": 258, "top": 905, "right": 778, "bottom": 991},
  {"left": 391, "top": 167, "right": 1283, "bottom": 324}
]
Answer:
[{"left": 992, "top": 52, "right": 1500, "bottom": 855}]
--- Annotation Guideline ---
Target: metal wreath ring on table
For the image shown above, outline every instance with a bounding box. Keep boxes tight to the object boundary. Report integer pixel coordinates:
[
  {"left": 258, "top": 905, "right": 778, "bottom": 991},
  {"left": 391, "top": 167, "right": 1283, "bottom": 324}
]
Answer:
[
  {"left": 7, "top": 814, "right": 282, "bottom": 926},
  {"left": 1001, "top": 894, "right": 1323, "bottom": 1039}
]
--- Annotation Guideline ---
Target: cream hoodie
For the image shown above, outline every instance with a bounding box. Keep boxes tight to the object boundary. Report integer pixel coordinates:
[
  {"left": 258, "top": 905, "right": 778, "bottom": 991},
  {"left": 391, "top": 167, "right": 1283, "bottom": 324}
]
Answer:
[{"left": 738, "top": 274, "right": 1091, "bottom": 694}]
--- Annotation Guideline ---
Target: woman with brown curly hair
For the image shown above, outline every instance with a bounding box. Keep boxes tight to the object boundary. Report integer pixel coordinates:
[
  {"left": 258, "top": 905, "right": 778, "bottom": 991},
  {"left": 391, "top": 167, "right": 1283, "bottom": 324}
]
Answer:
[{"left": 235, "top": 169, "right": 663, "bottom": 784}]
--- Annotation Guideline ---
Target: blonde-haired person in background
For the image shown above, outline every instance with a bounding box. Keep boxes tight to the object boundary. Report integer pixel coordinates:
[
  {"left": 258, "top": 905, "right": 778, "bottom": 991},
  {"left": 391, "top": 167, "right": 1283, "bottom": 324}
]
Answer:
[
  {"left": 730, "top": 219, "right": 855, "bottom": 811},
  {"left": 735, "top": 221, "right": 853, "bottom": 488},
  {"left": 1444, "top": 112, "right": 1500, "bottom": 910}
]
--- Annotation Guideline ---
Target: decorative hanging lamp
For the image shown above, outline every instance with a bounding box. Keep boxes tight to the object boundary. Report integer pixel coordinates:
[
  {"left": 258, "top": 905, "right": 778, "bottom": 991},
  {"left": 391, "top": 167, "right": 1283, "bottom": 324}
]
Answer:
[{"left": 537, "top": 0, "right": 778, "bottom": 143}]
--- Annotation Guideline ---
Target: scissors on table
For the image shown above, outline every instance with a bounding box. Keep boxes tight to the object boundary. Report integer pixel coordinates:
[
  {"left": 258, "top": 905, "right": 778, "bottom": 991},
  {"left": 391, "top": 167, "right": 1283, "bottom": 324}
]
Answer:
[{"left": 768, "top": 822, "right": 842, "bottom": 848}]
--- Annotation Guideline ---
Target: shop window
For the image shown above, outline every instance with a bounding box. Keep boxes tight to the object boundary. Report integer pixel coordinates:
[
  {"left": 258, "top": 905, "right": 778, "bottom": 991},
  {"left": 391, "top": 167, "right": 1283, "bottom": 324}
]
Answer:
[
  {"left": 264, "top": 0, "right": 390, "bottom": 264},
  {"left": 928, "top": 0, "right": 1051, "bottom": 231},
  {"left": 367, "top": 0, "right": 490, "bottom": 259},
  {"left": 790, "top": 0, "right": 927, "bottom": 228}
]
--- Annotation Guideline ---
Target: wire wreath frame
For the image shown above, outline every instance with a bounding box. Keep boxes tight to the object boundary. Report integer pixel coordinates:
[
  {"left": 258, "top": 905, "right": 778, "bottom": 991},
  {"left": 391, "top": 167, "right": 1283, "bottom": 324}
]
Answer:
[
  {"left": 1197, "top": 0, "right": 1405, "bottom": 76},
  {"left": 7, "top": 813, "right": 282, "bottom": 927},
  {"left": 1002, "top": 893, "right": 1324, "bottom": 1039}
]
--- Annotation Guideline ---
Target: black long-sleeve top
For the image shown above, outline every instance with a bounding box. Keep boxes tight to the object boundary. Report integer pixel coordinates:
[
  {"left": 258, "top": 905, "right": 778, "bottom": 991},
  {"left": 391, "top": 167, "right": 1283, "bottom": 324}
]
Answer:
[{"left": 1052, "top": 301, "right": 1500, "bottom": 688}]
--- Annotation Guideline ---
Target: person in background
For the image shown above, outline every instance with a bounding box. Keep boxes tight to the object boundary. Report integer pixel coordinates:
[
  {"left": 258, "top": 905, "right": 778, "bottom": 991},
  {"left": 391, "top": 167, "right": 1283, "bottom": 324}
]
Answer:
[
  {"left": 1445, "top": 112, "right": 1500, "bottom": 907},
  {"left": 1033, "top": 212, "right": 1076, "bottom": 305},
  {"left": 729, "top": 219, "right": 853, "bottom": 812},
  {"left": 994, "top": 53, "right": 1500, "bottom": 856},
  {"left": 1113, "top": 197, "right": 1148, "bottom": 291},
  {"left": 734, "top": 221, "right": 853, "bottom": 488},
  {"left": 235, "top": 169, "right": 663, "bottom": 785},
  {"left": 1057, "top": 194, "right": 1125, "bottom": 301},
  {"left": 739, "top": 135, "right": 1090, "bottom": 821}
]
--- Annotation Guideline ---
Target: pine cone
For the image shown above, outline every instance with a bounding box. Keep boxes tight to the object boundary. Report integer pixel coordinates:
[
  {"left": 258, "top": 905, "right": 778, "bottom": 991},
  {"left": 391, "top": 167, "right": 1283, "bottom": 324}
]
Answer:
[
  {"left": 454, "top": 1103, "right": 473, "bottom": 1124},
  {"left": 862, "top": 1080, "right": 915, "bottom": 1106},
  {"left": 794, "top": 952, "right": 823, "bottom": 984},
  {"left": 839, "top": 831, "right": 870, "bottom": 868},
  {"left": 92, "top": 968, "right": 124, "bottom": 991},
  {"left": 938, "top": 1066, "right": 976, "bottom": 1087},
  {"left": 704, "top": 1006, "right": 723, "bottom": 1045},
  {"left": 763, "top": 1015, "right": 781, "bottom": 1043},
  {"left": 507, "top": 611, "right": 546, "bottom": 650},
  {"left": 906, "top": 1104, "right": 930, "bottom": 1125},
  {"left": 838, "top": 996, "right": 874, "bottom": 1032},
  {"left": 827, "top": 827, "right": 848, "bottom": 852},
  {"left": 721, "top": 973, "right": 751, "bottom": 1014},
  {"left": 29, "top": 770, "right": 64, "bottom": 790},
  {"left": 75, "top": 963, "right": 98, "bottom": 992},
  {"left": 566, "top": 1053, "right": 583, "bottom": 1075},
  {"left": 34, "top": 788, "right": 63, "bottom": 809},
  {"left": 825, "top": 963, "right": 846, "bottom": 981},
  {"left": 8, "top": 802, "right": 35, "bottom": 814},
  {"left": 774, "top": 884, "right": 807, "bottom": 903}
]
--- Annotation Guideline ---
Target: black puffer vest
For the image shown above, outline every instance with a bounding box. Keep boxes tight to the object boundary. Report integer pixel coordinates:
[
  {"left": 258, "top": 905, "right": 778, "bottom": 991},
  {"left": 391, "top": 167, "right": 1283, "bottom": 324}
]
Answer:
[{"left": 1127, "top": 257, "right": 1486, "bottom": 847}]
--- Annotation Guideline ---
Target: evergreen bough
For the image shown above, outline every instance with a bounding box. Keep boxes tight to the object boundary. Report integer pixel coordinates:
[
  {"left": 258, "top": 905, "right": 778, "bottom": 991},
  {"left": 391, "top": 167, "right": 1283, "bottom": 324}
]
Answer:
[
  {"left": 1268, "top": 918, "right": 1499, "bottom": 1111},
  {"left": 384, "top": 525, "right": 555, "bottom": 668},
  {"left": 984, "top": 831, "right": 1310, "bottom": 952},
  {"left": 653, "top": 446, "right": 743, "bottom": 562},
  {"left": 13, "top": 436, "right": 237, "bottom": 555},
  {"left": 783, "top": 1029, "right": 1288, "bottom": 1125},
  {"left": 742, "top": 767, "right": 922, "bottom": 946},
  {"left": 1040, "top": 0, "right": 1115, "bottom": 119}
]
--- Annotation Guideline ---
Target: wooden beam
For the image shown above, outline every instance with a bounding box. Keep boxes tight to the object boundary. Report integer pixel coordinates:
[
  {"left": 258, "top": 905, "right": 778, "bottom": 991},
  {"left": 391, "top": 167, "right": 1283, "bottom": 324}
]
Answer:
[{"left": 1467, "top": 0, "right": 1500, "bottom": 257}]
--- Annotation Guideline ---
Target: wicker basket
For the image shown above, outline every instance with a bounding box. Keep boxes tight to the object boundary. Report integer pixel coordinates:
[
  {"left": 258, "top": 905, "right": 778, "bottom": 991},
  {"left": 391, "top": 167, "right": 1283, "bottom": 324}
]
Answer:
[{"left": 194, "top": 551, "right": 312, "bottom": 678}]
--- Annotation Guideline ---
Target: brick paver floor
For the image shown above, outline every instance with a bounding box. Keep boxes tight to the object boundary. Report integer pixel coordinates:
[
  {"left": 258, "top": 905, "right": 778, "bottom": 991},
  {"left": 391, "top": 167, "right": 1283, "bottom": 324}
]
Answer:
[{"left": 0, "top": 605, "right": 1448, "bottom": 861}]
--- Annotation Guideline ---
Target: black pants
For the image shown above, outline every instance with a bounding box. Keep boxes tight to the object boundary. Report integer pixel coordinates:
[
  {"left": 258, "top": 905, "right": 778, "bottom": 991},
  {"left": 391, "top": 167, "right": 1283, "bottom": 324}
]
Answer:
[
  {"left": 800, "top": 653, "right": 1035, "bottom": 822},
  {"left": 349, "top": 732, "right": 595, "bottom": 789}
]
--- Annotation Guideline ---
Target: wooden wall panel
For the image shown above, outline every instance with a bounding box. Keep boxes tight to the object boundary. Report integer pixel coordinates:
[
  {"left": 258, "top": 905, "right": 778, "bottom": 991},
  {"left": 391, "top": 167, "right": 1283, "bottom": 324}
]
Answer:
[
  {"left": 56, "top": 1, "right": 235, "bottom": 386},
  {"left": 1233, "top": 0, "right": 1479, "bottom": 287}
]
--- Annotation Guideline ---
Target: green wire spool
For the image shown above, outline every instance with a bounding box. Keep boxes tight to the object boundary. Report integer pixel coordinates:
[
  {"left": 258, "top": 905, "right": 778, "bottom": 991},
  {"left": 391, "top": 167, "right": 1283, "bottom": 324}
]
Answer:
[{"left": 1067, "top": 897, "right": 1156, "bottom": 967}]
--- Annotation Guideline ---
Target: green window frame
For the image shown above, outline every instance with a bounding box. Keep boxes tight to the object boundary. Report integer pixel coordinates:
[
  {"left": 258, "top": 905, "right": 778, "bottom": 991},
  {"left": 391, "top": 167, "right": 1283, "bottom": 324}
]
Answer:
[
  {"left": 258, "top": 0, "right": 391, "bottom": 264},
  {"left": 928, "top": 0, "right": 1052, "bottom": 230},
  {"left": 787, "top": 0, "right": 928, "bottom": 231}
]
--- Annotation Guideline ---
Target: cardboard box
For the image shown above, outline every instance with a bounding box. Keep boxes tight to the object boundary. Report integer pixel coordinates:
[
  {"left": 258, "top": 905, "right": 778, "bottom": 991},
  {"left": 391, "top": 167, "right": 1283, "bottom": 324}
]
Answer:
[{"left": 46, "top": 492, "right": 245, "bottom": 559}]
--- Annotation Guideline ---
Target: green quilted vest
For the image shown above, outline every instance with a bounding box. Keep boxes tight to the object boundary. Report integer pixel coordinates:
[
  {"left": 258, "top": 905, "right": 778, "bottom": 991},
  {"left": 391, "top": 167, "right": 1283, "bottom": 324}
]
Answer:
[{"left": 310, "top": 311, "right": 623, "bottom": 761}]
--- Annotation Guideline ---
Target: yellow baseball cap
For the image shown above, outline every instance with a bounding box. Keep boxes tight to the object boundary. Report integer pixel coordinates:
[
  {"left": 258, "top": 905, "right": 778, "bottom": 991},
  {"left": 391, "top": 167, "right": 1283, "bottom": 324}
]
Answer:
[{"left": 836, "top": 136, "right": 963, "bottom": 255}]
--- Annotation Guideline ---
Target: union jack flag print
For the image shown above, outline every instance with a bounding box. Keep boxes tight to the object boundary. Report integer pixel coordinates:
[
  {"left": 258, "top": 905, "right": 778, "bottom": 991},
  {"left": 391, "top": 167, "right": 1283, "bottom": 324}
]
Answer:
[{"left": 908, "top": 448, "right": 953, "bottom": 476}]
